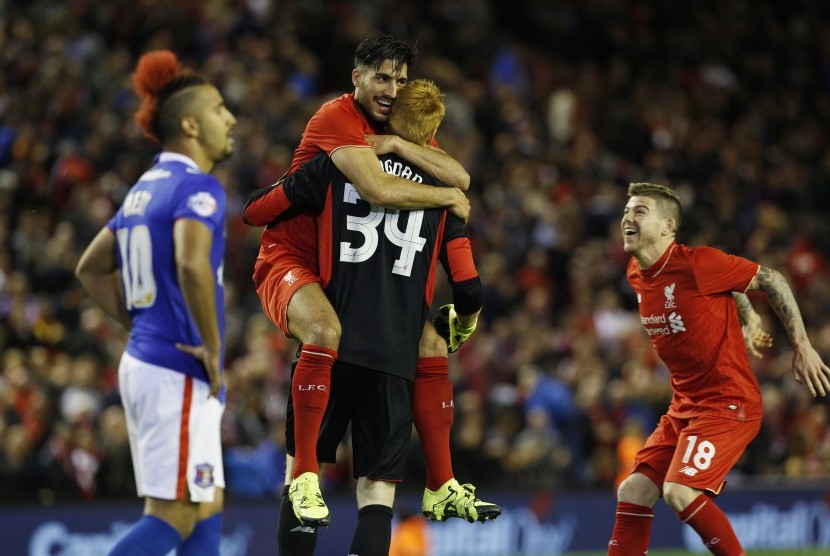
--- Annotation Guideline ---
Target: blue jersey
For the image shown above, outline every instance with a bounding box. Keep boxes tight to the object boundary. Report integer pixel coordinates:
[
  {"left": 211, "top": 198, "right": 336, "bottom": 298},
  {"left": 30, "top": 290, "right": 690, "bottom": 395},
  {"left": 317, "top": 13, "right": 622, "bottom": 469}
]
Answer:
[{"left": 107, "top": 152, "right": 226, "bottom": 387}]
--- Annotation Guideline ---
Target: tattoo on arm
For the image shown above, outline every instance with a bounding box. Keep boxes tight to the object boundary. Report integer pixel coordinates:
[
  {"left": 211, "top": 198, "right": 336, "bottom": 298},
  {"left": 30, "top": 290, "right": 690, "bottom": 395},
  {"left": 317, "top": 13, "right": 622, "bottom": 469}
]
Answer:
[
  {"left": 732, "top": 292, "right": 754, "bottom": 325},
  {"left": 756, "top": 266, "right": 808, "bottom": 344}
]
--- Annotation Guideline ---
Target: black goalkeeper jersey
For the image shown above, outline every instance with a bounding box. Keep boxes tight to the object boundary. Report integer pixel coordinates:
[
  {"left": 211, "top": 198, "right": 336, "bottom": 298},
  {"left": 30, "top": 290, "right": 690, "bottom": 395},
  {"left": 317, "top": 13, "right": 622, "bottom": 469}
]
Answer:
[{"left": 283, "top": 152, "right": 468, "bottom": 381}]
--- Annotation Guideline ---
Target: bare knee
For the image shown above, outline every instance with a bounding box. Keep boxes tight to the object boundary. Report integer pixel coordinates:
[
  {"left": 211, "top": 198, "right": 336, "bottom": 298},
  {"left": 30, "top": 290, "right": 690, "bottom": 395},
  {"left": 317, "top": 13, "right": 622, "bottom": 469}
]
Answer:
[
  {"left": 287, "top": 284, "right": 342, "bottom": 349},
  {"left": 663, "top": 481, "right": 701, "bottom": 513},
  {"left": 418, "top": 322, "right": 448, "bottom": 358},
  {"left": 617, "top": 472, "right": 660, "bottom": 507},
  {"left": 304, "top": 317, "right": 341, "bottom": 349}
]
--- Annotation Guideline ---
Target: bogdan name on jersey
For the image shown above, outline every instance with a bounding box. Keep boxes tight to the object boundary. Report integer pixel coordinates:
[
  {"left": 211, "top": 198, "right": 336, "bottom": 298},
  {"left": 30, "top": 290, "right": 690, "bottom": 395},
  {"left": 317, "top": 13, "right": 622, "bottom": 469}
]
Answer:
[{"left": 378, "top": 158, "right": 423, "bottom": 182}]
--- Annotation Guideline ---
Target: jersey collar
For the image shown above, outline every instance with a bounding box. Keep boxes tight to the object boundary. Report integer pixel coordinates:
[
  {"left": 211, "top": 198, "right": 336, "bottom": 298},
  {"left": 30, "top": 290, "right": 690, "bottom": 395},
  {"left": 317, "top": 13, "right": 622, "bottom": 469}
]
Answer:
[
  {"left": 639, "top": 242, "right": 677, "bottom": 279},
  {"left": 157, "top": 152, "right": 202, "bottom": 172}
]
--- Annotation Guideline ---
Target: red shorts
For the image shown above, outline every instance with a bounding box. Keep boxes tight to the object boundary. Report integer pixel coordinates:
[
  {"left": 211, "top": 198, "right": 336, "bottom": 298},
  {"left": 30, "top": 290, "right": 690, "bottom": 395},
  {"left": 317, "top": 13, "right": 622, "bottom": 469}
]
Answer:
[
  {"left": 254, "top": 259, "right": 321, "bottom": 337},
  {"left": 632, "top": 413, "right": 762, "bottom": 495}
]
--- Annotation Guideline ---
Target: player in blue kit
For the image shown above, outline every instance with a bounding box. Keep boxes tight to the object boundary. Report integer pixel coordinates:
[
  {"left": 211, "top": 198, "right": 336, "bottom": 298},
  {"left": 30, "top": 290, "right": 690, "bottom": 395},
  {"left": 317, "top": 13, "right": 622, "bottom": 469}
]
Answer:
[{"left": 75, "top": 50, "right": 236, "bottom": 555}]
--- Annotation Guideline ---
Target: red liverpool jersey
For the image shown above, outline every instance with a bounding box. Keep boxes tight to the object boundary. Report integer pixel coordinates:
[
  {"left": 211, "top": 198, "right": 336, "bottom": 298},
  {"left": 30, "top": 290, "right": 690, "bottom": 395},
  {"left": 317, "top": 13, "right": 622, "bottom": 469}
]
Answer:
[
  {"left": 626, "top": 242, "right": 762, "bottom": 421},
  {"left": 253, "top": 93, "right": 382, "bottom": 280}
]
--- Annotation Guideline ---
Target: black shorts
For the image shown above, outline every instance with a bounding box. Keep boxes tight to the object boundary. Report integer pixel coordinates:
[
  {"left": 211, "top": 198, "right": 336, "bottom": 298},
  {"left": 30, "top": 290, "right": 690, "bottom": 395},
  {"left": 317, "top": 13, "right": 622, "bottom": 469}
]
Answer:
[{"left": 286, "top": 360, "right": 413, "bottom": 481}]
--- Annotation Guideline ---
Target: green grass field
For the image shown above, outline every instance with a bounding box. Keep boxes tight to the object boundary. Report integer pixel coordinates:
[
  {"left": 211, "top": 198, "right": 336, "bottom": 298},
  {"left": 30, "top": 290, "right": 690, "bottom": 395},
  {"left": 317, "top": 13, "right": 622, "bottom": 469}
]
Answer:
[{"left": 567, "top": 551, "right": 827, "bottom": 556}]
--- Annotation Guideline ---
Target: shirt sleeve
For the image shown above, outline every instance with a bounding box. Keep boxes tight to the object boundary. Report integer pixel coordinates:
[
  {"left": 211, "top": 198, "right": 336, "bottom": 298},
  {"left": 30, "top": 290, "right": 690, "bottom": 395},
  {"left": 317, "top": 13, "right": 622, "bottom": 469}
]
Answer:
[
  {"left": 693, "top": 246, "right": 760, "bottom": 295},
  {"left": 282, "top": 155, "right": 332, "bottom": 215},
  {"left": 440, "top": 216, "right": 478, "bottom": 283},
  {"left": 306, "top": 101, "right": 371, "bottom": 155},
  {"left": 243, "top": 184, "right": 292, "bottom": 226},
  {"left": 173, "top": 175, "right": 226, "bottom": 234},
  {"left": 106, "top": 210, "right": 120, "bottom": 233}
]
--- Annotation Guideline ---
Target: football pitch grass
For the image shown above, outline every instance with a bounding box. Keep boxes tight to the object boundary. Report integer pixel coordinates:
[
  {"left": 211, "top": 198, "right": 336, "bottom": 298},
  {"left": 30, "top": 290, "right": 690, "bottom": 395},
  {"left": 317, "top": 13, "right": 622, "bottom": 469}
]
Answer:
[{"left": 567, "top": 550, "right": 827, "bottom": 556}]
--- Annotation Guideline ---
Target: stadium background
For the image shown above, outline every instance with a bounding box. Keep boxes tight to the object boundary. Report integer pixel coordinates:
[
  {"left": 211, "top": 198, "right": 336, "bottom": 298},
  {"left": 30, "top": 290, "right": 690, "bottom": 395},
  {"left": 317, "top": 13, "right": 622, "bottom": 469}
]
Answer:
[{"left": 1, "top": 0, "right": 830, "bottom": 553}]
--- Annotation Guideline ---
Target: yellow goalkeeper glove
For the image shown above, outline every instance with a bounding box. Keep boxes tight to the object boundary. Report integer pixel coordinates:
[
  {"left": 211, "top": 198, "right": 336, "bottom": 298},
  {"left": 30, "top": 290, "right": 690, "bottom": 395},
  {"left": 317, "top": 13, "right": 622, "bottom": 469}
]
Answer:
[{"left": 432, "top": 304, "right": 477, "bottom": 353}]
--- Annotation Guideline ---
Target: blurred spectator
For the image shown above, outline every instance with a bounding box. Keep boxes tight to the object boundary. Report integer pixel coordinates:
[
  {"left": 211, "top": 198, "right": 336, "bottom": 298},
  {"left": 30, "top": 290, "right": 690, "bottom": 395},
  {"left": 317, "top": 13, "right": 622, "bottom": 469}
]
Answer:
[
  {"left": 389, "top": 510, "right": 432, "bottom": 556},
  {"left": 95, "top": 405, "right": 135, "bottom": 498}
]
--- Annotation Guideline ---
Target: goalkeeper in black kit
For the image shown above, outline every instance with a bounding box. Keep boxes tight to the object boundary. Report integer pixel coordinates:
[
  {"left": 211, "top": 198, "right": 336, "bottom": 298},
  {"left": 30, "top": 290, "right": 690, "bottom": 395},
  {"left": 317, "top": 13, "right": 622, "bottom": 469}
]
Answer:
[{"left": 245, "top": 79, "right": 491, "bottom": 556}]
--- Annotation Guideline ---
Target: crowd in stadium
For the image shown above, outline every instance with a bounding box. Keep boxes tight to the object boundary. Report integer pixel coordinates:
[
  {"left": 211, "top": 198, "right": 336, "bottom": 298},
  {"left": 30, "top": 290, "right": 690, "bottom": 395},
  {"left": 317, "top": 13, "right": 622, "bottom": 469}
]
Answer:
[{"left": 2, "top": 0, "right": 830, "bottom": 504}]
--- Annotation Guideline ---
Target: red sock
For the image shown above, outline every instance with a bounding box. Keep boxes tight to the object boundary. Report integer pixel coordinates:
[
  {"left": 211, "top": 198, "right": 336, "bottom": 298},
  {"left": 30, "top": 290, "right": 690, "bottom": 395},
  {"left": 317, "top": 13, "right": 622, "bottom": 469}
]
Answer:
[
  {"left": 292, "top": 345, "right": 337, "bottom": 478},
  {"left": 608, "top": 502, "right": 653, "bottom": 555},
  {"left": 413, "top": 357, "right": 454, "bottom": 490},
  {"left": 678, "top": 494, "right": 745, "bottom": 556}
]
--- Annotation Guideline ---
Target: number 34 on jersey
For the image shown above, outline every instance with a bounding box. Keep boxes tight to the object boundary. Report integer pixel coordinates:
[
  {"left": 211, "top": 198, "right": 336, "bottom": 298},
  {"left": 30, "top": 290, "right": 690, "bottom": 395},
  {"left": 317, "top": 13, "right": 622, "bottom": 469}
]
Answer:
[{"left": 339, "top": 182, "right": 426, "bottom": 277}]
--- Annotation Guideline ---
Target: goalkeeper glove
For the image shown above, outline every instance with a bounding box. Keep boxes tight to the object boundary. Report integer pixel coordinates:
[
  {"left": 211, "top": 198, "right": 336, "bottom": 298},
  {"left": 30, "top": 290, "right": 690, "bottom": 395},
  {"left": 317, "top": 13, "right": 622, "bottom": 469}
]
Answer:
[{"left": 433, "top": 304, "right": 477, "bottom": 353}]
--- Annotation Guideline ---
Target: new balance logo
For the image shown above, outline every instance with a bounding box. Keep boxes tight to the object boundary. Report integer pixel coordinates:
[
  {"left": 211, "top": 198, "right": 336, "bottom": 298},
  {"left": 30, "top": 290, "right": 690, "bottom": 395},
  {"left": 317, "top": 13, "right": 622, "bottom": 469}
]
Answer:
[
  {"left": 284, "top": 270, "right": 298, "bottom": 285},
  {"left": 290, "top": 525, "right": 316, "bottom": 534},
  {"left": 679, "top": 465, "right": 698, "bottom": 477},
  {"left": 669, "top": 312, "right": 686, "bottom": 333}
]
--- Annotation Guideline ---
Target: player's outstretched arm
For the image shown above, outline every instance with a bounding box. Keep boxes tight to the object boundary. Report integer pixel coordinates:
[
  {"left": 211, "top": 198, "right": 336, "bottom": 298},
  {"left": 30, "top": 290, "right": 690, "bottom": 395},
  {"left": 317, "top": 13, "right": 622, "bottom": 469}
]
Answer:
[
  {"left": 732, "top": 292, "right": 773, "bottom": 358},
  {"left": 748, "top": 266, "right": 830, "bottom": 396},
  {"left": 243, "top": 178, "right": 290, "bottom": 227},
  {"left": 366, "top": 134, "right": 470, "bottom": 191},
  {"left": 75, "top": 227, "right": 132, "bottom": 329}
]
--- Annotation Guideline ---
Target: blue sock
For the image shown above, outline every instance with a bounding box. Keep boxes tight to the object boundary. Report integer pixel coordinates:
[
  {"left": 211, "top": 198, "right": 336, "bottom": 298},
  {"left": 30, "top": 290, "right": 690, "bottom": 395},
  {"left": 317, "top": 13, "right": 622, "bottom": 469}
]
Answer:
[
  {"left": 109, "top": 515, "right": 181, "bottom": 555},
  {"left": 177, "top": 513, "right": 222, "bottom": 556}
]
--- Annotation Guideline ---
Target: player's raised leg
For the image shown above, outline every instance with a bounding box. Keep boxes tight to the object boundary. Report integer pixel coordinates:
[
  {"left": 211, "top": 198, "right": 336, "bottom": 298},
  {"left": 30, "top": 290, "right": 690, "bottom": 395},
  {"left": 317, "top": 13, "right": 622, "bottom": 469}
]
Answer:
[{"left": 285, "top": 280, "right": 340, "bottom": 527}]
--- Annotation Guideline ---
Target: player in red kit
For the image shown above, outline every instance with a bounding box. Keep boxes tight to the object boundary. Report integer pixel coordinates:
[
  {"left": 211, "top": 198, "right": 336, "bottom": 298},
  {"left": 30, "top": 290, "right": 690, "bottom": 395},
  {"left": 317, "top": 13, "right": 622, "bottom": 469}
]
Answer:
[
  {"left": 244, "top": 35, "right": 498, "bottom": 546},
  {"left": 251, "top": 80, "right": 488, "bottom": 555},
  {"left": 608, "top": 182, "right": 830, "bottom": 556}
]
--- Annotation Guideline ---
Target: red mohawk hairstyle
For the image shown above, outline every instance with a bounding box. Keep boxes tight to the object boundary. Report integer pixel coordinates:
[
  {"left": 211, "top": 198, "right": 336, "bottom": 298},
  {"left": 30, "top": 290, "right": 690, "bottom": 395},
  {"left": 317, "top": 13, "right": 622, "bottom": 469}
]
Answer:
[
  {"left": 132, "top": 50, "right": 207, "bottom": 146},
  {"left": 132, "top": 50, "right": 183, "bottom": 144}
]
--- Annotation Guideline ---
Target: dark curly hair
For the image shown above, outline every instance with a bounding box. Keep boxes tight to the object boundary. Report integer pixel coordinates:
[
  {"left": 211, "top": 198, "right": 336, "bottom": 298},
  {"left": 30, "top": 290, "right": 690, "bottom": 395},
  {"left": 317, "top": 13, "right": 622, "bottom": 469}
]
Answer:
[{"left": 354, "top": 35, "right": 415, "bottom": 74}]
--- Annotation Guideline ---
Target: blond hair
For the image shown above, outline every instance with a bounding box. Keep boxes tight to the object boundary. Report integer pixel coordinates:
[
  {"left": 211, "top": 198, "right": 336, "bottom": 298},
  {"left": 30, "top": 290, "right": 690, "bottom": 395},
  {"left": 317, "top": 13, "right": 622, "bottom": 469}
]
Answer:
[
  {"left": 388, "top": 79, "right": 445, "bottom": 146},
  {"left": 628, "top": 182, "right": 682, "bottom": 229}
]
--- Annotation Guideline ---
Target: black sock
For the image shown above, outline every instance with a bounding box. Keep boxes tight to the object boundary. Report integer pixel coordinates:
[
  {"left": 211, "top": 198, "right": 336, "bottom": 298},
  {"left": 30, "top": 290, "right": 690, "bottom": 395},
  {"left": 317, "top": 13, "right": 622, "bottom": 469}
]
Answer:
[
  {"left": 277, "top": 485, "right": 318, "bottom": 556},
  {"left": 348, "top": 504, "right": 393, "bottom": 556}
]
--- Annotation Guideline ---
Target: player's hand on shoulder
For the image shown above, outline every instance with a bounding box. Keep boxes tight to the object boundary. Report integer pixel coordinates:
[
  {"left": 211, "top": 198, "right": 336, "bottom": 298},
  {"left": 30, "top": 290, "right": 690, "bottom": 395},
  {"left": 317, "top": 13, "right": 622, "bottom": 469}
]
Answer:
[
  {"left": 446, "top": 188, "right": 470, "bottom": 224},
  {"left": 365, "top": 134, "right": 398, "bottom": 156}
]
